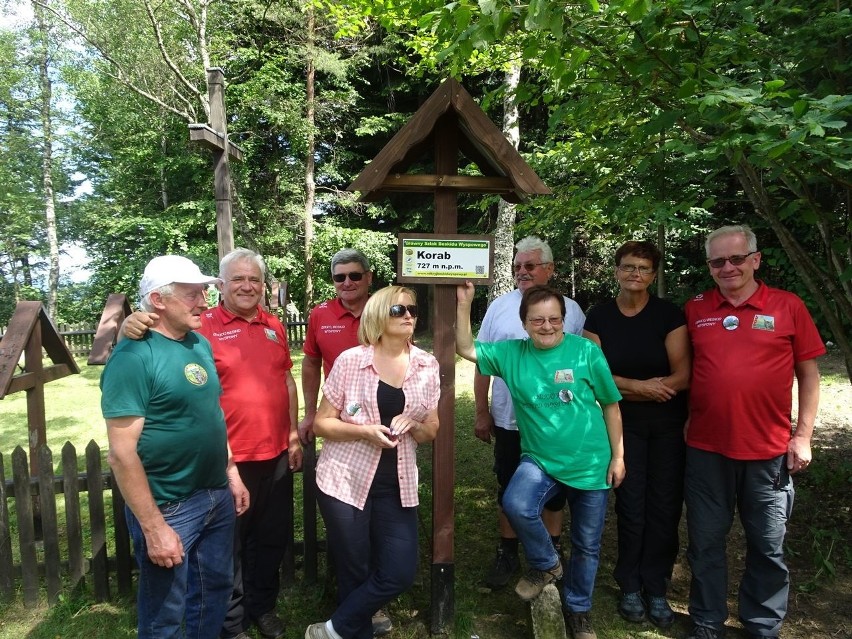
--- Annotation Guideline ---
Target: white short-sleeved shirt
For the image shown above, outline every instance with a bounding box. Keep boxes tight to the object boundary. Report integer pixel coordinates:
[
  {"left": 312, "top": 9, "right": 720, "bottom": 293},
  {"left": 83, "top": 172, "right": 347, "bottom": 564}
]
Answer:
[{"left": 478, "top": 288, "right": 585, "bottom": 431}]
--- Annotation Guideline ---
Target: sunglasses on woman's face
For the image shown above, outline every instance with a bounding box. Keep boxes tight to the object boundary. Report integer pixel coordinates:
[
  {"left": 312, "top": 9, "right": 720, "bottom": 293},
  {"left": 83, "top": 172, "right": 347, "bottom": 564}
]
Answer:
[
  {"left": 389, "top": 304, "right": 418, "bottom": 318},
  {"left": 332, "top": 271, "right": 365, "bottom": 283}
]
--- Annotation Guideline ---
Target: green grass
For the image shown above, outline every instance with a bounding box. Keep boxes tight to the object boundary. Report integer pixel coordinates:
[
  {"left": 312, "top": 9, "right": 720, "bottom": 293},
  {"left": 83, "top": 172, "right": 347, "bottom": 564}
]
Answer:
[{"left": 0, "top": 353, "right": 849, "bottom": 638}]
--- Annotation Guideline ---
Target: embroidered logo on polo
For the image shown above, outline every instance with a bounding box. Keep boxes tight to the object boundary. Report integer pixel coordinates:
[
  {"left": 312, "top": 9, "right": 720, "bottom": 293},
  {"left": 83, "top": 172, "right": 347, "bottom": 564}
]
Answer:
[
  {"left": 752, "top": 314, "right": 775, "bottom": 331},
  {"left": 264, "top": 327, "right": 279, "bottom": 342},
  {"left": 184, "top": 363, "right": 208, "bottom": 385}
]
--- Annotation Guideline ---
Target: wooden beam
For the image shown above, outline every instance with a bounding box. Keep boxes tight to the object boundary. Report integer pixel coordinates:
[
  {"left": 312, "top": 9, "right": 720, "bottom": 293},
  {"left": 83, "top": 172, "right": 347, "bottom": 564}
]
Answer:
[
  {"left": 379, "top": 174, "right": 515, "bottom": 193},
  {"left": 188, "top": 124, "right": 244, "bottom": 161},
  {"left": 6, "top": 365, "right": 76, "bottom": 395}
]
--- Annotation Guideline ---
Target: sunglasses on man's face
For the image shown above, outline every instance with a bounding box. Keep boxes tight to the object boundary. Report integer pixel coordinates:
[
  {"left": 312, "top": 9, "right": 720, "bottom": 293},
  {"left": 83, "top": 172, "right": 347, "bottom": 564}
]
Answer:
[
  {"left": 332, "top": 271, "right": 365, "bottom": 283},
  {"left": 389, "top": 304, "right": 418, "bottom": 318}
]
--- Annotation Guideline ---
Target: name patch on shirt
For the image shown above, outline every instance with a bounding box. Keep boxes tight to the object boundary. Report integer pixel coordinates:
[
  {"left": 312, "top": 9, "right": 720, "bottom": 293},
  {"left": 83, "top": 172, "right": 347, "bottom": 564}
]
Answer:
[
  {"left": 320, "top": 323, "right": 346, "bottom": 334},
  {"left": 752, "top": 314, "right": 775, "bottom": 331},
  {"left": 553, "top": 369, "right": 574, "bottom": 384}
]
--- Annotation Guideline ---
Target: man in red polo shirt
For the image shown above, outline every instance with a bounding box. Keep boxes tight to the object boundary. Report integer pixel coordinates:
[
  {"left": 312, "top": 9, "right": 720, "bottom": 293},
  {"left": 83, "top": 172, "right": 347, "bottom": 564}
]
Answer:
[
  {"left": 124, "top": 248, "right": 301, "bottom": 639},
  {"left": 298, "top": 248, "right": 372, "bottom": 443},
  {"left": 683, "top": 225, "right": 824, "bottom": 639}
]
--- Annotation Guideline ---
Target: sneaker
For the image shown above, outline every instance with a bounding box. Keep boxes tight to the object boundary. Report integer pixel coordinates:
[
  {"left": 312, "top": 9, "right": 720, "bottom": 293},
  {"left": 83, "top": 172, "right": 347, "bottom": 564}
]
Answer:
[
  {"left": 255, "top": 612, "right": 286, "bottom": 639},
  {"left": 687, "top": 626, "right": 723, "bottom": 639},
  {"left": 484, "top": 545, "right": 520, "bottom": 589},
  {"left": 617, "top": 591, "right": 646, "bottom": 622},
  {"left": 565, "top": 611, "right": 597, "bottom": 639},
  {"left": 372, "top": 608, "right": 393, "bottom": 636},
  {"left": 643, "top": 593, "right": 674, "bottom": 628},
  {"left": 305, "top": 622, "right": 334, "bottom": 639},
  {"left": 514, "top": 561, "right": 563, "bottom": 601}
]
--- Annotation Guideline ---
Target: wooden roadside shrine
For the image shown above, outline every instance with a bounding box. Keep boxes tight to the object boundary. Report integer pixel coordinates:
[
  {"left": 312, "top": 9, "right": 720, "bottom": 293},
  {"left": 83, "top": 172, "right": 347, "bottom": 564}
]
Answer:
[
  {"left": 190, "top": 67, "right": 245, "bottom": 261},
  {"left": 347, "top": 77, "right": 550, "bottom": 633},
  {"left": 0, "top": 302, "right": 79, "bottom": 477}
]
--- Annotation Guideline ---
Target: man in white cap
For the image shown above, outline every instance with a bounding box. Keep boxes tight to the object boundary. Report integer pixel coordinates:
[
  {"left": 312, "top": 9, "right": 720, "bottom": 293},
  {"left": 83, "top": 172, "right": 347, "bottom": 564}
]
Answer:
[{"left": 101, "top": 255, "right": 250, "bottom": 639}]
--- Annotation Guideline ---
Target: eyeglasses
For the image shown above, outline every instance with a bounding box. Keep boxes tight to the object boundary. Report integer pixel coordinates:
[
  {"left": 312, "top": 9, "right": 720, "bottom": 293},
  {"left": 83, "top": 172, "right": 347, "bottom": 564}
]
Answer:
[
  {"left": 707, "top": 252, "right": 757, "bottom": 269},
  {"left": 513, "top": 261, "right": 550, "bottom": 273},
  {"left": 389, "top": 304, "right": 418, "bottom": 318},
  {"left": 618, "top": 264, "right": 655, "bottom": 275},
  {"left": 332, "top": 271, "right": 365, "bottom": 283},
  {"left": 526, "top": 316, "right": 563, "bottom": 327}
]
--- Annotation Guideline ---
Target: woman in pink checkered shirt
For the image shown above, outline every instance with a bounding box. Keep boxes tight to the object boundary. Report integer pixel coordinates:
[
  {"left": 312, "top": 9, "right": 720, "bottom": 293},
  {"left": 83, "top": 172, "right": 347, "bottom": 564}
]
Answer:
[{"left": 305, "top": 286, "right": 441, "bottom": 639}]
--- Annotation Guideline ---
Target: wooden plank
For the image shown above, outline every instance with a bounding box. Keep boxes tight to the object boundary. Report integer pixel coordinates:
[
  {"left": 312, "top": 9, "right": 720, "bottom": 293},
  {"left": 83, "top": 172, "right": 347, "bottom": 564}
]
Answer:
[
  {"left": 88, "top": 294, "right": 132, "bottom": 366},
  {"left": 86, "top": 441, "right": 110, "bottom": 601},
  {"left": 378, "top": 174, "right": 514, "bottom": 193},
  {"left": 188, "top": 125, "right": 245, "bottom": 161},
  {"left": 63, "top": 442, "right": 86, "bottom": 591},
  {"left": 12, "top": 447, "right": 39, "bottom": 605},
  {"left": 0, "top": 301, "right": 40, "bottom": 399},
  {"left": 26, "top": 322, "right": 47, "bottom": 479},
  {"left": 0, "top": 453, "right": 13, "bottom": 600},
  {"left": 301, "top": 442, "right": 318, "bottom": 584},
  {"left": 6, "top": 364, "right": 75, "bottom": 394},
  {"left": 37, "top": 446, "right": 62, "bottom": 604},
  {"left": 112, "top": 483, "right": 133, "bottom": 596}
]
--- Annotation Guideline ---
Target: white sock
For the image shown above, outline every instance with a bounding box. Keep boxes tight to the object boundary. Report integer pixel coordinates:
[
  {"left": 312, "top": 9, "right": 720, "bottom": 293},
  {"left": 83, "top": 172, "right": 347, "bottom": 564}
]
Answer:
[{"left": 325, "top": 619, "right": 343, "bottom": 639}]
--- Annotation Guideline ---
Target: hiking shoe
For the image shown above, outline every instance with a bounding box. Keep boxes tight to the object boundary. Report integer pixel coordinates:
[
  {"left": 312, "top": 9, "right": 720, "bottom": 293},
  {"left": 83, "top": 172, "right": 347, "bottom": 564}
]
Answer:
[
  {"left": 305, "top": 622, "right": 334, "bottom": 639},
  {"left": 514, "top": 561, "right": 563, "bottom": 601},
  {"left": 372, "top": 608, "right": 393, "bottom": 636},
  {"left": 617, "top": 591, "right": 646, "bottom": 622},
  {"left": 255, "top": 612, "right": 285, "bottom": 639},
  {"left": 687, "top": 626, "right": 724, "bottom": 639},
  {"left": 565, "top": 611, "right": 597, "bottom": 639},
  {"left": 484, "top": 545, "right": 520, "bottom": 589},
  {"left": 644, "top": 593, "right": 674, "bottom": 628}
]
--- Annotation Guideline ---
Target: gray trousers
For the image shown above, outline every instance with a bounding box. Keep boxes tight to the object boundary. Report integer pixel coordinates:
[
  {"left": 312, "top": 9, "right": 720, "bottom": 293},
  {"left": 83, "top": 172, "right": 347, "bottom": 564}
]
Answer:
[{"left": 685, "top": 447, "right": 794, "bottom": 637}]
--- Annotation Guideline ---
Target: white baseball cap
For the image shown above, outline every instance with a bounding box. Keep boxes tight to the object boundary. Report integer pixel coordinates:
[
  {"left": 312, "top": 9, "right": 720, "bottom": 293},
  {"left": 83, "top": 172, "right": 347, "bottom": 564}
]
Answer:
[{"left": 139, "top": 255, "right": 222, "bottom": 298}]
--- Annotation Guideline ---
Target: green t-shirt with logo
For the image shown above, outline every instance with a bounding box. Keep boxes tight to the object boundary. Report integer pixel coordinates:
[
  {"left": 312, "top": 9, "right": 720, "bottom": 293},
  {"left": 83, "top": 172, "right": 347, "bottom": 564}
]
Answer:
[
  {"left": 476, "top": 334, "right": 621, "bottom": 490},
  {"left": 101, "top": 331, "right": 228, "bottom": 504}
]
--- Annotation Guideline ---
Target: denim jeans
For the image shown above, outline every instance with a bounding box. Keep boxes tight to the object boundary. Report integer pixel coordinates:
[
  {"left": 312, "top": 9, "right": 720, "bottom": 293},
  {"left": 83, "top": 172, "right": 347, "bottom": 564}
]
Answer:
[
  {"left": 503, "top": 456, "right": 609, "bottom": 612},
  {"left": 126, "top": 486, "right": 236, "bottom": 639}
]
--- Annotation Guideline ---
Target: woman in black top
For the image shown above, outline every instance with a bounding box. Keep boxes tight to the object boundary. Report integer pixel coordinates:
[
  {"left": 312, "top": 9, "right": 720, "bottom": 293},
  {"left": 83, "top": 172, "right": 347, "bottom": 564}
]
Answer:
[{"left": 584, "top": 240, "right": 691, "bottom": 629}]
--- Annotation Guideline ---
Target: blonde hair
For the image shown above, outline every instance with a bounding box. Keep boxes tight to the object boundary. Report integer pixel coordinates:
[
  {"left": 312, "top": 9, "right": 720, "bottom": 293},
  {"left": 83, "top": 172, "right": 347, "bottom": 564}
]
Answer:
[{"left": 358, "top": 285, "right": 417, "bottom": 345}]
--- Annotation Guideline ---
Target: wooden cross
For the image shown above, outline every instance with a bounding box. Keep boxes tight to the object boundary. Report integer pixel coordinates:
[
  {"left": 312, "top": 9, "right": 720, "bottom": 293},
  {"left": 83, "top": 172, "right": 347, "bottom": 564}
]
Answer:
[{"left": 189, "top": 68, "right": 245, "bottom": 260}]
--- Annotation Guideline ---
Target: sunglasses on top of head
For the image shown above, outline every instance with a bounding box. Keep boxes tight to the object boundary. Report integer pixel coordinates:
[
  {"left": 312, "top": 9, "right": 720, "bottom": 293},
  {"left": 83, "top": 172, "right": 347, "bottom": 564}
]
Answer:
[
  {"left": 389, "top": 304, "right": 418, "bottom": 318},
  {"left": 332, "top": 271, "right": 365, "bottom": 283}
]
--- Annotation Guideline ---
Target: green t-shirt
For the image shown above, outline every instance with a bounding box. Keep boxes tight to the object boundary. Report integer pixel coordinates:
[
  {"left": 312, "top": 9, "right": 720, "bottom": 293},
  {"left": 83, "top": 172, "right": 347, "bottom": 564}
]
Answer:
[
  {"left": 476, "top": 334, "right": 621, "bottom": 490},
  {"left": 100, "top": 331, "right": 228, "bottom": 504}
]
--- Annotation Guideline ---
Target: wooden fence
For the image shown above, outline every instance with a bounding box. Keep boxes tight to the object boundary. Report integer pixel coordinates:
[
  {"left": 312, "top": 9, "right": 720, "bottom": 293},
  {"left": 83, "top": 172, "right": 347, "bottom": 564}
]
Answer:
[
  {"left": 0, "top": 441, "right": 314, "bottom": 605},
  {"left": 0, "top": 316, "right": 309, "bottom": 358}
]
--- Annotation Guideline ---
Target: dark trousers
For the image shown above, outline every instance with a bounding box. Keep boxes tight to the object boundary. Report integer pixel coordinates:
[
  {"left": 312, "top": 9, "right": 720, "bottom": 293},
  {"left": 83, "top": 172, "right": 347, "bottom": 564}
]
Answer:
[
  {"left": 685, "top": 447, "right": 793, "bottom": 637},
  {"left": 318, "top": 464, "right": 418, "bottom": 639},
  {"left": 222, "top": 452, "right": 291, "bottom": 637},
  {"left": 613, "top": 420, "right": 685, "bottom": 596}
]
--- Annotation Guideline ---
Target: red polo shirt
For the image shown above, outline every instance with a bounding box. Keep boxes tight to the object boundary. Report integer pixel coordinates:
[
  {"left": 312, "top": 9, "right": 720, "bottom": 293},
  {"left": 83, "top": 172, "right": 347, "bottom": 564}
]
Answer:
[
  {"left": 303, "top": 297, "right": 361, "bottom": 376},
  {"left": 685, "top": 282, "right": 825, "bottom": 460},
  {"left": 197, "top": 304, "right": 294, "bottom": 462}
]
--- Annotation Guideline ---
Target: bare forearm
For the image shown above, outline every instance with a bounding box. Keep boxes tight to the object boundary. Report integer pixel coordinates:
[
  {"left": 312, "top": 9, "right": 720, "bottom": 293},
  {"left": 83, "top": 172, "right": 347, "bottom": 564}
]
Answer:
[{"left": 301, "top": 356, "right": 322, "bottom": 416}]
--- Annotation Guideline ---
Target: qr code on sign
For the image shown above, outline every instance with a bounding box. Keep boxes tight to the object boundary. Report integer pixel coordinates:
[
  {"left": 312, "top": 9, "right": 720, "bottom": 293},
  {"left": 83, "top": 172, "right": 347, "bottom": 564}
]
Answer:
[{"left": 475, "top": 265, "right": 485, "bottom": 275}]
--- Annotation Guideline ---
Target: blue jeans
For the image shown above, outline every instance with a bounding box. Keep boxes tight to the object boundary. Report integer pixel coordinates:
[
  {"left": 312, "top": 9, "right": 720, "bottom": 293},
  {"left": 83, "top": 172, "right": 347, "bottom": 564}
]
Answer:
[
  {"left": 503, "top": 456, "right": 609, "bottom": 612},
  {"left": 127, "top": 487, "right": 236, "bottom": 639},
  {"left": 318, "top": 460, "right": 418, "bottom": 639}
]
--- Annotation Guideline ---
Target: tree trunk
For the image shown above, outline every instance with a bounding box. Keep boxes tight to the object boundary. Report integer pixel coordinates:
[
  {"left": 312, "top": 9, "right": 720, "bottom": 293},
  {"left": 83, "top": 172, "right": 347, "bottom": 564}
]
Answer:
[
  {"left": 490, "top": 61, "right": 522, "bottom": 302},
  {"left": 34, "top": 1, "right": 60, "bottom": 320},
  {"left": 303, "top": 5, "right": 316, "bottom": 316}
]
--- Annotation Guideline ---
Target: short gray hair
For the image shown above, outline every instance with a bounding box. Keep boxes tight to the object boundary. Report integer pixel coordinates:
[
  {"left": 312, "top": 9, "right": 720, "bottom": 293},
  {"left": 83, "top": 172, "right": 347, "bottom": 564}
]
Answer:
[
  {"left": 515, "top": 236, "right": 554, "bottom": 263},
  {"left": 219, "top": 248, "right": 266, "bottom": 279},
  {"left": 705, "top": 225, "right": 757, "bottom": 257},
  {"left": 140, "top": 284, "right": 174, "bottom": 312},
  {"left": 330, "top": 248, "right": 370, "bottom": 276}
]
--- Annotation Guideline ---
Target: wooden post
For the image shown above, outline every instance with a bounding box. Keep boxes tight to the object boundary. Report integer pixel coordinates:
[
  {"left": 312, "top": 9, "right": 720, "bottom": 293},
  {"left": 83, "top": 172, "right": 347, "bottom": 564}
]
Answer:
[{"left": 189, "top": 68, "right": 245, "bottom": 260}]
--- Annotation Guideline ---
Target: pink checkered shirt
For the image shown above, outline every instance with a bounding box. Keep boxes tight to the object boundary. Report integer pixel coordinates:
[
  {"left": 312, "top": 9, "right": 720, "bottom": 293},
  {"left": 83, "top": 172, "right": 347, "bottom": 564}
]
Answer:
[{"left": 316, "top": 343, "right": 441, "bottom": 509}]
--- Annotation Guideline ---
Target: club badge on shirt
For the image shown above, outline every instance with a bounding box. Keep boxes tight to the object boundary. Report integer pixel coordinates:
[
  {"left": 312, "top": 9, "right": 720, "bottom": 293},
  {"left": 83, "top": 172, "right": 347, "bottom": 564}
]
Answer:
[
  {"left": 264, "top": 327, "right": 279, "bottom": 342},
  {"left": 553, "top": 369, "right": 574, "bottom": 384},
  {"left": 722, "top": 315, "right": 740, "bottom": 331},
  {"left": 184, "top": 363, "right": 208, "bottom": 386},
  {"left": 752, "top": 314, "right": 775, "bottom": 332}
]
